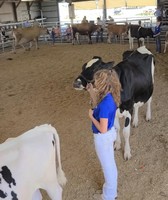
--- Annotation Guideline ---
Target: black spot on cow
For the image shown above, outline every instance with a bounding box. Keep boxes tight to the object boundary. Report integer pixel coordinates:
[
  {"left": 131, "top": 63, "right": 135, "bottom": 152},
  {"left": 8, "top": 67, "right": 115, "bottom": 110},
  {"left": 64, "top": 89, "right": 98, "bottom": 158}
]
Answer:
[
  {"left": 0, "top": 166, "right": 16, "bottom": 188},
  {"left": 52, "top": 134, "right": 55, "bottom": 146},
  {"left": 0, "top": 177, "right": 1, "bottom": 183},
  {"left": 11, "top": 191, "right": 18, "bottom": 200},
  {"left": 0, "top": 190, "right": 7, "bottom": 198},
  {"left": 125, "top": 117, "right": 130, "bottom": 127}
]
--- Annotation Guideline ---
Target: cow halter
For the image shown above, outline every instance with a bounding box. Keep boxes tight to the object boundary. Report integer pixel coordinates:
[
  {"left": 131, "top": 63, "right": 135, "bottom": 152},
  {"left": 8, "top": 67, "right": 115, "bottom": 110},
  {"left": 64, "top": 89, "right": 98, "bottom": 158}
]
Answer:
[{"left": 79, "top": 73, "right": 95, "bottom": 84}]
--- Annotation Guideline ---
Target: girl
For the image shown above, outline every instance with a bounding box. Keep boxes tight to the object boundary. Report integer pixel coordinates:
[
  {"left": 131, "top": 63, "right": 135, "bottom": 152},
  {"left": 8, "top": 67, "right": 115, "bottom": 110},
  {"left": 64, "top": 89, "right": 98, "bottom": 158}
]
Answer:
[{"left": 87, "top": 69, "right": 121, "bottom": 200}]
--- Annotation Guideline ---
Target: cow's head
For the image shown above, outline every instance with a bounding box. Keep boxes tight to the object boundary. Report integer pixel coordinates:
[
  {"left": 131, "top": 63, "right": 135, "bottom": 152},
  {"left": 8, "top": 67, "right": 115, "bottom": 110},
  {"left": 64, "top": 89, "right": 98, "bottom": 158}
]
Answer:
[
  {"left": 73, "top": 56, "right": 115, "bottom": 90},
  {"left": 40, "top": 26, "right": 50, "bottom": 35}
]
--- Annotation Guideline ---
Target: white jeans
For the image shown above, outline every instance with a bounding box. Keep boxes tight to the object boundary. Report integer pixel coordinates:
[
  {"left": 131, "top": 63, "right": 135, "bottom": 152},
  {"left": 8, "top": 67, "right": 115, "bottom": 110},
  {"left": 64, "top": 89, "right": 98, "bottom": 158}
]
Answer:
[{"left": 94, "top": 127, "right": 117, "bottom": 200}]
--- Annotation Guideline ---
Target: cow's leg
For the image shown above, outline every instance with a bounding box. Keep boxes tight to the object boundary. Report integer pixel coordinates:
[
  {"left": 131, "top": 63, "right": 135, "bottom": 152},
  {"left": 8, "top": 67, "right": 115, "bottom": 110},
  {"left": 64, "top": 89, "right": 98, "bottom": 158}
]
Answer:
[
  {"left": 76, "top": 33, "right": 80, "bottom": 44},
  {"left": 123, "top": 111, "right": 132, "bottom": 160},
  {"left": 114, "top": 35, "right": 118, "bottom": 43},
  {"left": 132, "top": 102, "right": 144, "bottom": 127},
  {"left": 119, "top": 34, "right": 122, "bottom": 44},
  {"left": 114, "top": 115, "right": 121, "bottom": 150},
  {"left": 129, "top": 37, "right": 134, "bottom": 50},
  {"left": 137, "top": 38, "right": 140, "bottom": 47},
  {"left": 72, "top": 37, "right": 75, "bottom": 45},
  {"left": 121, "top": 33, "right": 124, "bottom": 44},
  {"left": 29, "top": 41, "right": 33, "bottom": 50},
  {"left": 12, "top": 39, "right": 16, "bottom": 53},
  {"left": 35, "top": 39, "right": 39, "bottom": 50},
  {"left": 72, "top": 32, "right": 75, "bottom": 45},
  {"left": 45, "top": 183, "right": 63, "bottom": 200},
  {"left": 107, "top": 33, "right": 111, "bottom": 43},
  {"left": 163, "top": 42, "right": 167, "bottom": 53},
  {"left": 146, "top": 97, "right": 152, "bottom": 121},
  {"left": 21, "top": 44, "right": 26, "bottom": 51},
  {"left": 128, "top": 29, "right": 133, "bottom": 49}
]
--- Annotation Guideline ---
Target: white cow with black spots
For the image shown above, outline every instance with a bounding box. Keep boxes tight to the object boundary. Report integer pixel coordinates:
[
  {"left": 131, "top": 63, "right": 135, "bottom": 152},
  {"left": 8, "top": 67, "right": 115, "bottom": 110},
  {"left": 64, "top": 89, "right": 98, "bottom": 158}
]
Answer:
[
  {"left": 0, "top": 124, "right": 67, "bottom": 200},
  {"left": 73, "top": 46, "right": 155, "bottom": 160}
]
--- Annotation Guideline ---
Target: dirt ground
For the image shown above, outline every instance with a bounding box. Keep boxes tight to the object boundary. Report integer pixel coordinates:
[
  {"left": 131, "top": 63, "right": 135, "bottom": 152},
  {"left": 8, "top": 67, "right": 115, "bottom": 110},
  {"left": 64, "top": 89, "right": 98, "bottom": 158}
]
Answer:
[{"left": 0, "top": 42, "right": 168, "bottom": 200}]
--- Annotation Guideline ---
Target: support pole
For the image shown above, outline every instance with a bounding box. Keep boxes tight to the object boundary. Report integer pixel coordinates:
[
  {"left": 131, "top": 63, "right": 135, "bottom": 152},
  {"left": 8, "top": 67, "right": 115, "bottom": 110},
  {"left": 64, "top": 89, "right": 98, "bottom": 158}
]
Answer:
[
  {"left": 26, "top": 2, "right": 31, "bottom": 20},
  {"left": 103, "top": 0, "right": 107, "bottom": 20},
  {"left": 11, "top": 2, "right": 17, "bottom": 22}
]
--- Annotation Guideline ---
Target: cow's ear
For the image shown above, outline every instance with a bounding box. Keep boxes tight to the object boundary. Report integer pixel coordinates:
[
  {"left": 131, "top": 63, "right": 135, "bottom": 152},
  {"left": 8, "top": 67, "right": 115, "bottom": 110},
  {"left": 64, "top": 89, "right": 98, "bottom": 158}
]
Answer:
[
  {"left": 92, "top": 56, "right": 101, "bottom": 61},
  {"left": 107, "top": 61, "right": 115, "bottom": 69}
]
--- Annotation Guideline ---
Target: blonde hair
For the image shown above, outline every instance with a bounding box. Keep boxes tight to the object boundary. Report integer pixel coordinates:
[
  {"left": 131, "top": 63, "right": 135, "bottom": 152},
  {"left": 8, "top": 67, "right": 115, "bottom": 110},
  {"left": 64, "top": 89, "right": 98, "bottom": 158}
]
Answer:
[{"left": 93, "top": 69, "right": 121, "bottom": 106}]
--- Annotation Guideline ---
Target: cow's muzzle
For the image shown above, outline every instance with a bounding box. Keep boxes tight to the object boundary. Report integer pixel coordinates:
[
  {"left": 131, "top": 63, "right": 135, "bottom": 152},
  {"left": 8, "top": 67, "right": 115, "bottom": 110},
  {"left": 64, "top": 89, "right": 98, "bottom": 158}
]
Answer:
[{"left": 73, "top": 79, "right": 85, "bottom": 90}]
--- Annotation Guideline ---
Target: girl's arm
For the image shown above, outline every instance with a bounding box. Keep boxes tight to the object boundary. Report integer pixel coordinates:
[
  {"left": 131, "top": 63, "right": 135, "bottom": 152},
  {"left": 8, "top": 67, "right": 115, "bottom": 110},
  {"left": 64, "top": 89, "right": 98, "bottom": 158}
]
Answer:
[{"left": 89, "top": 109, "right": 108, "bottom": 133}]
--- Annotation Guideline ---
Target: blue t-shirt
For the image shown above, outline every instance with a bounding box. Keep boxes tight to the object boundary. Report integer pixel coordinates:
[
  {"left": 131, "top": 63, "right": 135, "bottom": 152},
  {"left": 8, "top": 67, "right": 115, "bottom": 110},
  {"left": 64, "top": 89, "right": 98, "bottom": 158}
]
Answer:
[
  {"left": 92, "top": 93, "right": 117, "bottom": 133},
  {"left": 154, "top": 23, "right": 161, "bottom": 35}
]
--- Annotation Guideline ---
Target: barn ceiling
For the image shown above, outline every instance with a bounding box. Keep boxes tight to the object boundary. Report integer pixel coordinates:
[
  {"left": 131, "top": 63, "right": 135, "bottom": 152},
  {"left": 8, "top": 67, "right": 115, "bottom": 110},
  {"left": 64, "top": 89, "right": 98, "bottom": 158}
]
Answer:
[
  {"left": 0, "top": 0, "right": 93, "bottom": 10},
  {"left": 2, "top": 0, "right": 92, "bottom": 4}
]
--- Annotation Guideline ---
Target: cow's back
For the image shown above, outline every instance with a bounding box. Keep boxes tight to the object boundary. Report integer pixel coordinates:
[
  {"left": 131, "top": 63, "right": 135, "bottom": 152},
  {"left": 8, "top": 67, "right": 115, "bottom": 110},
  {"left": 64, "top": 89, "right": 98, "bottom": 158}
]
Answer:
[
  {"left": 13, "top": 26, "right": 45, "bottom": 44},
  {"left": 107, "top": 24, "right": 128, "bottom": 35},
  {"left": 114, "top": 48, "right": 154, "bottom": 104},
  {"left": 72, "top": 23, "right": 98, "bottom": 34},
  {"left": 0, "top": 125, "right": 58, "bottom": 198}
]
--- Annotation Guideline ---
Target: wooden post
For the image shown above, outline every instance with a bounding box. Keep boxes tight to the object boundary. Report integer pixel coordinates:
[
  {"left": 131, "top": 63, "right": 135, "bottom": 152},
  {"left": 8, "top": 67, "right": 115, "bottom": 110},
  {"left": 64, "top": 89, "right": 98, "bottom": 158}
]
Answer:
[
  {"left": 26, "top": 2, "right": 31, "bottom": 20},
  {"left": 0, "top": 0, "right": 5, "bottom": 8},
  {"left": 11, "top": 2, "right": 17, "bottom": 22}
]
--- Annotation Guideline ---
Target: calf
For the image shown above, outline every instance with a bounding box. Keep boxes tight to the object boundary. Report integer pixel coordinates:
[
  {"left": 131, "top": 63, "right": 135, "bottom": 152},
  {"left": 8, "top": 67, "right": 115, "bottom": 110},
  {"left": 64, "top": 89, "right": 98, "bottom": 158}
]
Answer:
[
  {"left": 128, "top": 24, "right": 153, "bottom": 49},
  {"left": 71, "top": 23, "right": 99, "bottom": 44},
  {"left": 163, "top": 31, "right": 168, "bottom": 53},
  {"left": 12, "top": 26, "right": 49, "bottom": 53},
  {"left": 0, "top": 124, "right": 67, "bottom": 200},
  {"left": 73, "top": 46, "right": 155, "bottom": 160},
  {"left": 107, "top": 23, "right": 128, "bottom": 44}
]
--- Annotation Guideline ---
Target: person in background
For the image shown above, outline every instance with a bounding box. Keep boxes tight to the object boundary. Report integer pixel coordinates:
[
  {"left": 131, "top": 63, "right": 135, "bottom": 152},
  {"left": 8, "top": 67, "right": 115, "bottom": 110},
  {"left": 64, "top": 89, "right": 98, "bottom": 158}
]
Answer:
[
  {"left": 154, "top": 7, "right": 162, "bottom": 20},
  {"left": 153, "top": 16, "right": 162, "bottom": 53},
  {"left": 23, "top": 20, "right": 31, "bottom": 28},
  {"left": 96, "top": 17, "right": 104, "bottom": 43},
  {"left": 82, "top": 16, "right": 88, "bottom": 23},
  {"left": 108, "top": 16, "right": 114, "bottom": 24},
  {"left": 51, "top": 27, "right": 56, "bottom": 45},
  {"left": 87, "top": 69, "right": 121, "bottom": 200},
  {"left": 54, "top": 25, "right": 61, "bottom": 38},
  {"left": 66, "top": 25, "right": 72, "bottom": 41}
]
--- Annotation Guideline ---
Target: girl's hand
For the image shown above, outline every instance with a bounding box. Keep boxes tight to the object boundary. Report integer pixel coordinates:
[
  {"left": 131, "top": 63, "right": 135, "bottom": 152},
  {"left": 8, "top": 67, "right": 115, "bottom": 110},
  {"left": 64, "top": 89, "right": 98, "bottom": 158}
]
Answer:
[
  {"left": 88, "top": 109, "right": 93, "bottom": 118},
  {"left": 86, "top": 83, "right": 93, "bottom": 91}
]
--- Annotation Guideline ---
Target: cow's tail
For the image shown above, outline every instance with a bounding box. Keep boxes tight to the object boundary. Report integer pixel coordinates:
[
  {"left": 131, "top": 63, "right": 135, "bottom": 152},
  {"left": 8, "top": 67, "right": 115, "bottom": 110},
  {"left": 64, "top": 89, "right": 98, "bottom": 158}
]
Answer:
[{"left": 51, "top": 125, "right": 67, "bottom": 187}]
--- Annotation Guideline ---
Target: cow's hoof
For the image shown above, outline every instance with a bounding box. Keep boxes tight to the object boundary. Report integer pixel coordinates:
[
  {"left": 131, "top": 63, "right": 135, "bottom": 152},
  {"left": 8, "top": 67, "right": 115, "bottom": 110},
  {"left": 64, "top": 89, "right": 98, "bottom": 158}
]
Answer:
[
  {"left": 114, "top": 142, "right": 121, "bottom": 150},
  {"left": 146, "top": 116, "right": 151, "bottom": 122},
  {"left": 132, "top": 121, "right": 138, "bottom": 127},
  {"left": 124, "top": 152, "right": 132, "bottom": 160}
]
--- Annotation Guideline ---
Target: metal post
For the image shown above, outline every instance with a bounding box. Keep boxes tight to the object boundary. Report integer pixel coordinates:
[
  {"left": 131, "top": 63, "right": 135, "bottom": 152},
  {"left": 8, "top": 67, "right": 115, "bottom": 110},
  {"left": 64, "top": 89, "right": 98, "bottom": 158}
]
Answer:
[{"left": 103, "top": 0, "right": 107, "bottom": 20}]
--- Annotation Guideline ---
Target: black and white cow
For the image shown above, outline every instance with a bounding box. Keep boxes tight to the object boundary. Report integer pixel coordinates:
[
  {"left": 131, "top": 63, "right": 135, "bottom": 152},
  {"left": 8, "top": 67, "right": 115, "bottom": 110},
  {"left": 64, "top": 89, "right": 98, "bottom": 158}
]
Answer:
[
  {"left": 128, "top": 24, "right": 154, "bottom": 49},
  {"left": 0, "top": 124, "right": 67, "bottom": 200},
  {"left": 73, "top": 46, "right": 155, "bottom": 160}
]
